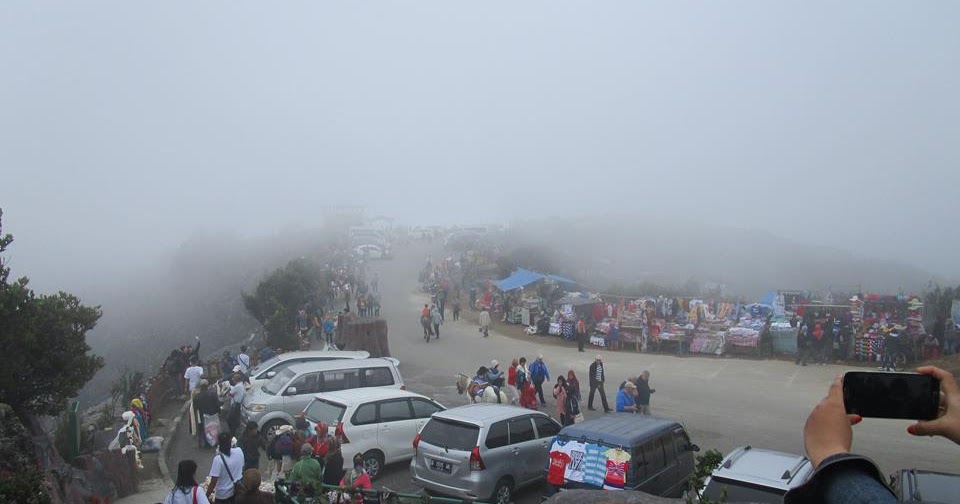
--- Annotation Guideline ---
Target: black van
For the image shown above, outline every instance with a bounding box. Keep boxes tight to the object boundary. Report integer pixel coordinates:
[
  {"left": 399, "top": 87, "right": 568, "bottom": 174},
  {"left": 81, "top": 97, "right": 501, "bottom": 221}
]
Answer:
[{"left": 544, "top": 414, "right": 699, "bottom": 498}]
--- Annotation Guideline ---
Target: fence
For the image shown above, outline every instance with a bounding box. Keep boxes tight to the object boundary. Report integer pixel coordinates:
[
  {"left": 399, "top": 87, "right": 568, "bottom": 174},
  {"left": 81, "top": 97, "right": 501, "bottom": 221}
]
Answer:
[{"left": 274, "top": 481, "right": 489, "bottom": 504}]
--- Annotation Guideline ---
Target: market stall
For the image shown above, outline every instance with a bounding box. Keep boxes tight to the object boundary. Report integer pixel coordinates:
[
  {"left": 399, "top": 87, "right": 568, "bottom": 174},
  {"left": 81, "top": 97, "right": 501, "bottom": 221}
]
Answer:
[{"left": 853, "top": 294, "right": 925, "bottom": 363}]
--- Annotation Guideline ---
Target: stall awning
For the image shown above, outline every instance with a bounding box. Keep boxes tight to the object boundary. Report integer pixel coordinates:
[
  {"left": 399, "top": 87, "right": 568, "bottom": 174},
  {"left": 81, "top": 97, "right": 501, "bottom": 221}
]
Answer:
[{"left": 494, "top": 268, "right": 545, "bottom": 291}]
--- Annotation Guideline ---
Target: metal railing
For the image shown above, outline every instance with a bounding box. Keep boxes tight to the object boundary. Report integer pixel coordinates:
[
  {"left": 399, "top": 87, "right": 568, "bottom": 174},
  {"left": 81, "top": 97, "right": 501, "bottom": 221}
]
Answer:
[{"left": 274, "top": 481, "right": 489, "bottom": 504}]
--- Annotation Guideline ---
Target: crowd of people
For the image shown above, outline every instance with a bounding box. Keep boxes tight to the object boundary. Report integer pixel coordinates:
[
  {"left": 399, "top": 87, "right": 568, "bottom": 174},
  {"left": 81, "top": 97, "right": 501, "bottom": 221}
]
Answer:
[
  {"left": 464, "top": 354, "right": 657, "bottom": 426},
  {"left": 162, "top": 427, "right": 367, "bottom": 504}
]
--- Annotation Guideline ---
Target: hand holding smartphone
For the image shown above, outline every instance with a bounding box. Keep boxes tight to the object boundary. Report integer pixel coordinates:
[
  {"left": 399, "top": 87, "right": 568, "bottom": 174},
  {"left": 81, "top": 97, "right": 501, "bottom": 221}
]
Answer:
[{"left": 843, "top": 371, "right": 940, "bottom": 420}]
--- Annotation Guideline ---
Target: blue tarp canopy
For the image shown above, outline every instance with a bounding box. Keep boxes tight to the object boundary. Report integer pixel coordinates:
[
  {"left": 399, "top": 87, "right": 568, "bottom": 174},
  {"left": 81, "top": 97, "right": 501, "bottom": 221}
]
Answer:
[
  {"left": 494, "top": 268, "right": 579, "bottom": 291},
  {"left": 494, "top": 268, "right": 546, "bottom": 291}
]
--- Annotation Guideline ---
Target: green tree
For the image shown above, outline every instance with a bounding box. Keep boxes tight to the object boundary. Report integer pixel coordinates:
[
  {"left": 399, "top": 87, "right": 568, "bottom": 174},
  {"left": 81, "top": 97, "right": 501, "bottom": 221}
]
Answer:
[
  {"left": 243, "top": 258, "right": 327, "bottom": 349},
  {"left": 686, "top": 448, "right": 725, "bottom": 504},
  {"left": 0, "top": 209, "right": 104, "bottom": 417}
]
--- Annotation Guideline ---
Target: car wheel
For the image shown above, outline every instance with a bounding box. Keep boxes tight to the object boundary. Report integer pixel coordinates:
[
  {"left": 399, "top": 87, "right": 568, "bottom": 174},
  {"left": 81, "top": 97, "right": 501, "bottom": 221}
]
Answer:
[
  {"left": 491, "top": 478, "right": 513, "bottom": 504},
  {"left": 261, "top": 419, "right": 287, "bottom": 442},
  {"left": 363, "top": 451, "right": 384, "bottom": 480}
]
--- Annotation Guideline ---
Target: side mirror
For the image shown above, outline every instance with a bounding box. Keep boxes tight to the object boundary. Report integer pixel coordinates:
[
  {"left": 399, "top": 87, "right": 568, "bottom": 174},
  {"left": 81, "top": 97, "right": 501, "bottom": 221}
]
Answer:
[
  {"left": 266, "top": 371, "right": 276, "bottom": 379},
  {"left": 690, "top": 444, "right": 701, "bottom": 452},
  {"left": 285, "top": 387, "right": 298, "bottom": 396}
]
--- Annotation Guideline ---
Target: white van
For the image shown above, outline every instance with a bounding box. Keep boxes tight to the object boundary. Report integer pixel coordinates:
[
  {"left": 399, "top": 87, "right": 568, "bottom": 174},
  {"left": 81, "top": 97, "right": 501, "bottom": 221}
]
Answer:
[
  {"left": 304, "top": 388, "right": 445, "bottom": 479},
  {"left": 243, "top": 358, "right": 404, "bottom": 437}
]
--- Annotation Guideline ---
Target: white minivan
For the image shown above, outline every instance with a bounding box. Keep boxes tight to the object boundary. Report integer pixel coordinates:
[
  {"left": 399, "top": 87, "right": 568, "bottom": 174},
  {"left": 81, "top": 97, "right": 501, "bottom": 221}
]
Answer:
[
  {"left": 243, "top": 358, "right": 404, "bottom": 438},
  {"left": 303, "top": 388, "right": 445, "bottom": 480}
]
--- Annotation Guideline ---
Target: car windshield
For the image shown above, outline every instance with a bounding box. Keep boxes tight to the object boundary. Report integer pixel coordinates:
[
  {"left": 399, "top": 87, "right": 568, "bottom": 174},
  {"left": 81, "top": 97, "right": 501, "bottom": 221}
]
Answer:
[
  {"left": 910, "top": 471, "right": 960, "bottom": 503},
  {"left": 304, "top": 399, "right": 346, "bottom": 425},
  {"left": 262, "top": 367, "right": 296, "bottom": 395},
  {"left": 419, "top": 418, "right": 479, "bottom": 452},
  {"left": 249, "top": 355, "right": 281, "bottom": 378},
  {"left": 703, "top": 478, "right": 784, "bottom": 503}
]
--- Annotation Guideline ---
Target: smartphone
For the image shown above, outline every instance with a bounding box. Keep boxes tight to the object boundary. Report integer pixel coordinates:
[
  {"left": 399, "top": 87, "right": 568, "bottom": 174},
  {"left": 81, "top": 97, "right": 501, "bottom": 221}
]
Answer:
[{"left": 843, "top": 371, "right": 940, "bottom": 420}]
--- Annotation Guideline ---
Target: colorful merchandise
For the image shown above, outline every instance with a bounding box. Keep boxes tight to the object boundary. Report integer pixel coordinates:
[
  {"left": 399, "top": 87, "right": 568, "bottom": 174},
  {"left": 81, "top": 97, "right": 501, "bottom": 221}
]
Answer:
[{"left": 602, "top": 448, "right": 631, "bottom": 490}]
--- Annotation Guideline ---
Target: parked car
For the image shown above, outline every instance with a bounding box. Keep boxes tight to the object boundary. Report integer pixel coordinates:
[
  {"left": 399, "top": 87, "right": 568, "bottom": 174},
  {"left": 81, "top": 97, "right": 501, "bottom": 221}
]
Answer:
[
  {"left": 889, "top": 468, "right": 960, "bottom": 504},
  {"left": 243, "top": 358, "right": 404, "bottom": 437},
  {"left": 701, "top": 446, "right": 813, "bottom": 503},
  {"left": 302, "top": 388, "right": 445, "bottom": 479},
  {"left": 410, "top": 404, "right": 561, "bottom": 504},
  {"left": 546, "top": 414, "right": 698, "bottom": 498},
  {"left": 246, "top": 350, "right": 378, "bottom": 389}
]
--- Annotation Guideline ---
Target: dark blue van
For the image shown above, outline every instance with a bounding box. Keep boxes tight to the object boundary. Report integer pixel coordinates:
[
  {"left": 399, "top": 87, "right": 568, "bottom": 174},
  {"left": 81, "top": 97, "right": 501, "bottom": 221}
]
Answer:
[{"left": 544, "top": 414, "right": 698, "bottom": 498}]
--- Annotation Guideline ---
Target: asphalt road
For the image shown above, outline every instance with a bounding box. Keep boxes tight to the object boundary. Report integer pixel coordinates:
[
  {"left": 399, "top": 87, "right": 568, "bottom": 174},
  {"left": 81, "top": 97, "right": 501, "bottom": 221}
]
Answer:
[{"left": 168, "top": 241, "right": 959, "bottom": 503}]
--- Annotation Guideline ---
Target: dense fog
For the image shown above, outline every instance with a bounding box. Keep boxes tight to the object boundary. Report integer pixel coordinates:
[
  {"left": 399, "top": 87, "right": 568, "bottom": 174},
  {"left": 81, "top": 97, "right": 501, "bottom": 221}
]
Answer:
[{"left": 1, "top": 1, "right": 958, "bottom": 401}]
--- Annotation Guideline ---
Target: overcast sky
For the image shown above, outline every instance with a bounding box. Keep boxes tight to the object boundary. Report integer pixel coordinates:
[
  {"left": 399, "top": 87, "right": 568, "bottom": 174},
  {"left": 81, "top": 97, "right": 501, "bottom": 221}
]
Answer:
[{"left": 2, "top": 1, "right": 958, "bottom": 293}]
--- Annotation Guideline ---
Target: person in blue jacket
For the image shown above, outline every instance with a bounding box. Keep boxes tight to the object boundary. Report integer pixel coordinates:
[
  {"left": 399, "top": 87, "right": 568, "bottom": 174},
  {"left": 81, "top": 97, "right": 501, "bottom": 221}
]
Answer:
[
  {"left": 529, "top": 355, "right": 551, "bottom": 405},
  {"left": 615, "top": 381, "right": 639, "bottom": 413}
]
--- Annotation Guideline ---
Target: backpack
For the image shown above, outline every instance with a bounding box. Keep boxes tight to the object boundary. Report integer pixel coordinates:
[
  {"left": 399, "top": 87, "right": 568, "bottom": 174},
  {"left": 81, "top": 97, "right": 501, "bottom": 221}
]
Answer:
[{"left": 273, "top": 431, "right": 294, "bottom": 457}]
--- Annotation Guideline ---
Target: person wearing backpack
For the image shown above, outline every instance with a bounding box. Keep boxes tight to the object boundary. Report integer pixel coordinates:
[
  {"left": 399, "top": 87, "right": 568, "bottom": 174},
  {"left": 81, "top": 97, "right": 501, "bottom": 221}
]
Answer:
[
  {"left": 207, "top": 432, "right": 245, "bottom": 503},
  {"left": 530, "top": 354, "right": 550, "bottom": 405},
  {"left": 163, "top": 459, "right": 211, "bottom": 504},
  {"left": 267, "top": 425, "right": 296, "bottom": 481}
]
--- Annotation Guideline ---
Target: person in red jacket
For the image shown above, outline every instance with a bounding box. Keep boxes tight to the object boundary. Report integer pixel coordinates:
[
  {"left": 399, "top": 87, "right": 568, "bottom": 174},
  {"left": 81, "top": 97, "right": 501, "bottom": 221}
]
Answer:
[{"left": 336, "top": 454, "right": 372, "bottom": 504}]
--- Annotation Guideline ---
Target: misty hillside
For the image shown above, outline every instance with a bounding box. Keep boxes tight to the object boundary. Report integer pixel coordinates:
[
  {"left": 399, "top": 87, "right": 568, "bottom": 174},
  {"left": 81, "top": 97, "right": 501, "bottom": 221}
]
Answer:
[
  {"left": 505, "top": 216, "right": 936, "bottom": 299},
  {"left": 78, "top": 227, "right": 339, "bottom": 404}
]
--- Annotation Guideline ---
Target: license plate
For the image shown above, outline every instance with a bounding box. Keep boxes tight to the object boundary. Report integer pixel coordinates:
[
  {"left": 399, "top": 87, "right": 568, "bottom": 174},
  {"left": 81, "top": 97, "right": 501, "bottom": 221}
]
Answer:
[{"left": 429, "top": 458, "right": 452, "bottom": 473}]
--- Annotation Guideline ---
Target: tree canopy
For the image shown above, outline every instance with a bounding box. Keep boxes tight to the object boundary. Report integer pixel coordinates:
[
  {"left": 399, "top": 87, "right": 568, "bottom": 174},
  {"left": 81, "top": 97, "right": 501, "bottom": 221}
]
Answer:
[
  {"left": 0, "top": 209, "right": 104, "bottom": 417},
  {"left": 243, "top": 258, "right": 328, "bottom": 349}
]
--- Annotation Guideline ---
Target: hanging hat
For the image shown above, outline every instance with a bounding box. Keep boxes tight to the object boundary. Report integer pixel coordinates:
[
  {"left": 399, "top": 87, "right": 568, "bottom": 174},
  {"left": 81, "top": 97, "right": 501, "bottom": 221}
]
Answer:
[
  {"left": 849, "top": 296, "right": 860, "bottom": 302},
  {"left": 491, "top": 360, "right": 498, "bottom": 367}
]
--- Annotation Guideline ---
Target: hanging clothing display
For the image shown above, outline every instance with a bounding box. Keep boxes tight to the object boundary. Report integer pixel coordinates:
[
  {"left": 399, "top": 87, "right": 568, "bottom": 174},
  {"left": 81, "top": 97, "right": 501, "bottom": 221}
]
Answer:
[{"left": 602, "top": 448, "right": 631, "bottom": 490}]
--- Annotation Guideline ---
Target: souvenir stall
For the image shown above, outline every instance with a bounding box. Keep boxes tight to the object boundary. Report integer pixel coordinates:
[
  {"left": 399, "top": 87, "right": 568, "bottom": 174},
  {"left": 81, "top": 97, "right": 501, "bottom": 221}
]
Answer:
[
  {"left": 853, "top": 294, "right": 925, "bottom": 362},
  {"left": 551, "top": 292, "right": 599, "bottom": 340},
  {"left": 723, "top": 304, "right": 768, "bottom": 355}
]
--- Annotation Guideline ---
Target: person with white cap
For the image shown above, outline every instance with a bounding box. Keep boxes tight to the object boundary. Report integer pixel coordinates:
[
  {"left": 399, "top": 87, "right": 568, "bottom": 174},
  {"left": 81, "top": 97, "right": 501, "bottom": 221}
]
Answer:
[
  {"left": 530, "top": 354, "right": 550, "bottom": 405},
  {"left": 616, "top": 380, "right": 639, "bottom": 413},
  {"left": 486, "top": 360, "right": 504, "bottom": 388}
]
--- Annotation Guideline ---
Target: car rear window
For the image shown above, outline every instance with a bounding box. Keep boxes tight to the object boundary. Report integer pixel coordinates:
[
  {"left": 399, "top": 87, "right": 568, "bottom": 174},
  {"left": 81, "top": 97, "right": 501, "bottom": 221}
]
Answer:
[
  {"left": 304, "top": 399, "right": 347, "bottom": 425},
  {"left": 703, "top": 477, "right": 784, "bottom": 502},
  {"left": 420, "top": 418, "right": 479, "bottom": 452}
]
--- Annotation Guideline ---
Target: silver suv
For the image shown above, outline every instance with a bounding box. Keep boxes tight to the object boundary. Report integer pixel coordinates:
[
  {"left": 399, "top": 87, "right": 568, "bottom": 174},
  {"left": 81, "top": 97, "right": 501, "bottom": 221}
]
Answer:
[
  {"left": 410, "top": 404, "right": 561, "bottom": 504},
  {"left": 702, "top": 445, "right": 813, "bottom": 503},
  {"left": 243, "top": 358, "right": 403, "bottom": 436}
]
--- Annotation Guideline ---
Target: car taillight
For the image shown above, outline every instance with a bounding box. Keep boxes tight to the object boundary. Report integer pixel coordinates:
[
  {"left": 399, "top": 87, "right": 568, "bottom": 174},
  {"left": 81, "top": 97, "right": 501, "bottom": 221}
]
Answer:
[
  {"left": 469, "top": 446, "right": 485, "bottom": 471},
  {"left": 400, "top": 384, "right": 406, "bottom": 390},
  {"left": 413, "top": 433, "right": 421, "bottom": 451},
  {"left": 335, "top": 422, "right": 349, "bottom": 444}
]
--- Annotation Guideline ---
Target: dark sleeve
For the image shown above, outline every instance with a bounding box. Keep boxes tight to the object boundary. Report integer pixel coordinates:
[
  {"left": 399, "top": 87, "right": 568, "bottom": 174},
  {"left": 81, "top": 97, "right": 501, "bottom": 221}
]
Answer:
[{"left": 784, "top": 454, "right": 897, "bottom": 504}]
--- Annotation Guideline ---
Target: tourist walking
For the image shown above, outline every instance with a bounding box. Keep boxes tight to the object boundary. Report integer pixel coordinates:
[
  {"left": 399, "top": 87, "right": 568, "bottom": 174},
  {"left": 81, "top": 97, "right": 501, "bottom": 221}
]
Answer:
[
  {"left": 431, "top": 305, "right": 443, "bottom": 340},
  {"left": 530, "top": 355, "right": 550, "bottom": 405},
  {"left": 587, "top": 355, "right": 611, "bottom": 412},
  {"left": 553, "top": 376, "right": 570, "bottom": 425},
  {"left": 478, "top": 308, "right": 491, "bottom": 337}
]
